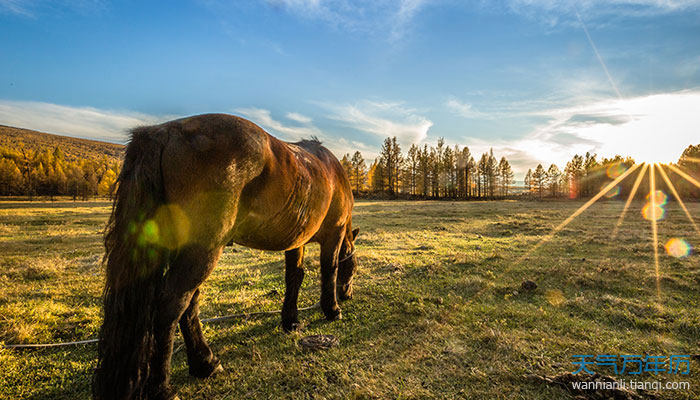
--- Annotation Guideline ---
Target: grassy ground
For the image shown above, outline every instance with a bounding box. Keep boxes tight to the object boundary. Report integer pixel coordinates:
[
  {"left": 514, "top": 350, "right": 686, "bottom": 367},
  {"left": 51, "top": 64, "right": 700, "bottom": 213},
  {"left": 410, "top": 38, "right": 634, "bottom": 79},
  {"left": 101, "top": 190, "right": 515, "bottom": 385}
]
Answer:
[{"left": 0, "top": 199, "right": 698, "bottom": 399}]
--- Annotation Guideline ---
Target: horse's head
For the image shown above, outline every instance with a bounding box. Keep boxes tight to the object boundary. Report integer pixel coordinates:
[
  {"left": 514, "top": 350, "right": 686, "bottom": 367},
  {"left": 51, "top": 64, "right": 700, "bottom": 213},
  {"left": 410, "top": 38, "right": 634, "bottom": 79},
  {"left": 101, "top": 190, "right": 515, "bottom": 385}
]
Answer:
[{"left": 337, "top": 226, "right": 359, "bottom": 300}]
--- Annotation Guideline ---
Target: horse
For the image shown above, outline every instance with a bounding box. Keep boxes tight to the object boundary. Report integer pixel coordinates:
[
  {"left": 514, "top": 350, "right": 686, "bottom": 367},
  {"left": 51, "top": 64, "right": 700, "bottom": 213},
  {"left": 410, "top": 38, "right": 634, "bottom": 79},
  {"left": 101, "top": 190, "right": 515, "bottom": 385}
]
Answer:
[{"left": 92, "top": 113, "right": 359, "bottom": 400}]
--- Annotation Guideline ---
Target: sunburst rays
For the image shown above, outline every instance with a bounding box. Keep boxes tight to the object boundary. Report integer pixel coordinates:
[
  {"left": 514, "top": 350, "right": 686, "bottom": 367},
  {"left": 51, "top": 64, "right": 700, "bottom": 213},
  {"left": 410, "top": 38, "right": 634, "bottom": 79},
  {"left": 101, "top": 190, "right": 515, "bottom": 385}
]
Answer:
[
  {"left": 517, "top": 163, "right": 641, "bottom": 262},
  {"left": 611, "top": 163, "right": 648, "bottom": 240},
  {"left": 680, "top": 156, "right": 700, "bottom": 164},
  {"left": 657, "top": 165, "right": 700, "bottom": 237},
  {"left": 667, "top": 163, "right": 700, "bottom": 190},
  {"left": 649, "top": 164, "right": 661, "bottom": 299},
  {"left": 520, "top": 161, "right": 697, "bottom": 302}
]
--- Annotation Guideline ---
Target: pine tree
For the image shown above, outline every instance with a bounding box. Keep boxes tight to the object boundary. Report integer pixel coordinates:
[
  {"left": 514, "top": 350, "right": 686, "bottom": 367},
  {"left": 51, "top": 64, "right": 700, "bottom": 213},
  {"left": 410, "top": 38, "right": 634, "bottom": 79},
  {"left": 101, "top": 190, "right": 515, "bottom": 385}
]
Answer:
[
  {"left": 565, "top": 155, "right": 584, "bottom": 199},
  {"left": 498, "top": 157, "right": 514, "bottom": 196},
  {"left": 350, "top": 151, "right": 367, "bottom": 194},
  {"left": 0, "top": 158, "right": 23, "bottom": 195},
  {"left": 390, "top": 137, "right": 403, "bottom": 195},
  {"left": 524, "top": 169, "right": 532, "bottom": 194},
  {"left": 419, "top": 145, "right": 430, "bottom": 197},
  {"left": 486, "top": 149, "right": 498, "bottom": 197},
  {"left": 460, "top": 147, "right": 472, "bottom": 198},
  {"left": 532, "top": 164, "right": 547, "bottom": 199},
  {"left": 466, "top": 156, "right": 476, "bottom": 197},
  {"left": 443, "top": 146, "right": 455, "bottom": 197},
  {"left": 547, "top": 164, "right": 561, "bottom": 197},
  {"left": 340, "top": 153, "right": 353, "bottom": 183},
  {"left": 406, "top": 145, "right": 419, "bottom": 196},
  {"left": 98, "top": 168, "right": 118, "bottom": 197},
  {"left": 477, "top": 153, "right": 488, "bottom": 198}
]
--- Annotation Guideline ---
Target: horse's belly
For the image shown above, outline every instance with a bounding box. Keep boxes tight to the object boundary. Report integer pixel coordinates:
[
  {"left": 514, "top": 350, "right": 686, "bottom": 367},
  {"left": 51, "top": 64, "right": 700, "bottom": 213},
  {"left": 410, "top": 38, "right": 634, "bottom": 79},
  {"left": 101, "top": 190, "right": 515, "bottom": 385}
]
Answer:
[{"left": 229, "top": 208, "right": 323, "bottom": 251}]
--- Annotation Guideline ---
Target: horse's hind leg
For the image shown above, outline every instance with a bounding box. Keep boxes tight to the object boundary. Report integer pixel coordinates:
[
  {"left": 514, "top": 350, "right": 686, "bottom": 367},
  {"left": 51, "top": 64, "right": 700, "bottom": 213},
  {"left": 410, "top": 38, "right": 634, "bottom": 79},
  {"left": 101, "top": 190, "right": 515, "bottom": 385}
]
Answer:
[
  {"left": 282, "top": 246, "right": 305, "bottom": 332},
  {"left": 179, "top": 288, "right": 222, "bottom": 378},
  {"left": 147, "top": 245, "right": 223, "bottom": 400}
]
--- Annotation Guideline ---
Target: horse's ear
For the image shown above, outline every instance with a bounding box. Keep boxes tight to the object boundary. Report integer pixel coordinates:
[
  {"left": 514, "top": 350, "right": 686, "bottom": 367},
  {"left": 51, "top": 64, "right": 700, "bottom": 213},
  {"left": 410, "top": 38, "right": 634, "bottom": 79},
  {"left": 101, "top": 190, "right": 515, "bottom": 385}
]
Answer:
[{"left": 352, "top": 228, "right": 360, "bottom": 241}]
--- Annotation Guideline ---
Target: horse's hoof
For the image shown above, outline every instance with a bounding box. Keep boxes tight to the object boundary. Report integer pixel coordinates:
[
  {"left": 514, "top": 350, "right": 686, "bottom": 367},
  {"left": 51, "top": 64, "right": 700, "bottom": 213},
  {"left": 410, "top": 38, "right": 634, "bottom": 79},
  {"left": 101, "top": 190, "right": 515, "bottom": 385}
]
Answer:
[
  {"left": 189, "top": 359, "right": 223, "bottom": 379},
  {"left": 338, "top": 292, "right": 353, "bottom": 301},
  {"left": 282, "top": 320, "right": 300, "bottom": 332},
  {"left": 324, "top": 308, "right": 342, "bottom": 321},
  {"left": 152, "top": 389, "right": 179, "bottom": 400},
  {"left": 212, "top": 364, "right": 225, "bottom": 375}
]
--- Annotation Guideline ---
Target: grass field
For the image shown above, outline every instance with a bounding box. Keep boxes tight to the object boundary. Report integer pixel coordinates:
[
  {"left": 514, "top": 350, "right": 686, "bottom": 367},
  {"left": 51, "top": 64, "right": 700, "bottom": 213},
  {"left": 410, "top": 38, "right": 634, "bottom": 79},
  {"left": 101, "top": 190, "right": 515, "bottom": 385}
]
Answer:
[{"left": 0, "top": 199, "right": 698, "bottom": 399}]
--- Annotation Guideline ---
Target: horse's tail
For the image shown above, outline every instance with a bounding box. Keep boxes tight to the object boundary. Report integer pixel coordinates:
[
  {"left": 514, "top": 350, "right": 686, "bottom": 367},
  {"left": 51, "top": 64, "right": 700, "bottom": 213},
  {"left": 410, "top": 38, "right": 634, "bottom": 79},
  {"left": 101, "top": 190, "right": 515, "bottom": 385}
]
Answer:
[{"left": 93, "top": 127, "right": 170, "bottom": 400}]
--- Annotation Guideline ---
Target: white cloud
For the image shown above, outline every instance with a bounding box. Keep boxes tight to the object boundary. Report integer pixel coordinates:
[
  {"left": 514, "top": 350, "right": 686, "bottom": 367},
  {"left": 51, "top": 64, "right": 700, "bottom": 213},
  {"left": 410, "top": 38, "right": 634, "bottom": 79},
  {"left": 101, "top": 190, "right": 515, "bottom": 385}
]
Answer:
[
  {"left": 323, "top": 100, "right": 433, "bottom": 146},
  {"left": 445, "top": 97, "right": 489, "bottom": 119},
  {"left": 235, "top": 106, "right": 377, "bottom": 159},
  {"left": 286, "top": 112, "right": 313, "bottom": 124},
  {"left": 463, "top": 90, "right": 700, "bottom": 177},
  {"left": 235, "top": 107, "right": 323, "bottom": 141},
  {"left": 0, "top": 99, "right": 169, "bottom": 143}
]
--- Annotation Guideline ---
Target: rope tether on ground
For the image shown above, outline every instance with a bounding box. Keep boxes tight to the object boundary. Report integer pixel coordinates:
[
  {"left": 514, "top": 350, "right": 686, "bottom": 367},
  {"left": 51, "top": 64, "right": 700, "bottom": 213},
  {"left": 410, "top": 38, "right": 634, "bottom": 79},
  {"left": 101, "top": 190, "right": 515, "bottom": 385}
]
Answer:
[{"left": 1, "top": 303, "right": 320, "bottom": 350}]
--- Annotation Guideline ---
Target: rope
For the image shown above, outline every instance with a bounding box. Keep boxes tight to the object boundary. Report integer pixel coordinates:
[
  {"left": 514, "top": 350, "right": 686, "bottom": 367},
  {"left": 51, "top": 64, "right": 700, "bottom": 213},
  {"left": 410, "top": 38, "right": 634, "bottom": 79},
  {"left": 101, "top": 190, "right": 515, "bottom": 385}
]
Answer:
[
  {"left": 1, "top": 303, "right": 320, "bottom": 350},
  {"left": 338, "top": 249, "right": 355, "bottom": 263}
]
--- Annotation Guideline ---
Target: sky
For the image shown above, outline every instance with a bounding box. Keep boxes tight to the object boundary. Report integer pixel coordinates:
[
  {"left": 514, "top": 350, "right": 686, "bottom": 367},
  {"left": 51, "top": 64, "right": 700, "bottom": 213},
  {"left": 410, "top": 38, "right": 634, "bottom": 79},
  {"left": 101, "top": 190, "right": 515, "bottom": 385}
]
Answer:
[{"left": 1, "top": 0, "right": 699, "bottom": 177}]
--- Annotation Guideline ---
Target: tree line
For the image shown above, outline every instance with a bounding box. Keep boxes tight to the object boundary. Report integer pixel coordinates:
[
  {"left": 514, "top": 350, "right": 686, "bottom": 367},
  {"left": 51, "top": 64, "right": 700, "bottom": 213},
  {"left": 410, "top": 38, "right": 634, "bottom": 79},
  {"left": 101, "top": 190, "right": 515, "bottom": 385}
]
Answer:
[
  {"left": 340, "top": 136, "right": 515, "bottom": 199},
  {"left": 341, "top": 138, "right": 700, "bottom": 200},
  {"left": 1, "top": 138, "right": 698, "bottom": 201},
  {"left": 523, "top": 144, "right": 700, "bottom": 200},
  {"left": 0, "top": 144, "right": 119, "bottom": 199}
]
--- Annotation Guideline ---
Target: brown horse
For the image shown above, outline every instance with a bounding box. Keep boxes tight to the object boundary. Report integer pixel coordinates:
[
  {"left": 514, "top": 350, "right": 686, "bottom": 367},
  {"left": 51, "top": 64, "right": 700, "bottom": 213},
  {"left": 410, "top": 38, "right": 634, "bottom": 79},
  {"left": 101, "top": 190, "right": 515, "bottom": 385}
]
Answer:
[{"left": 92, "top": 113, "right": 359, "bottom": 400}]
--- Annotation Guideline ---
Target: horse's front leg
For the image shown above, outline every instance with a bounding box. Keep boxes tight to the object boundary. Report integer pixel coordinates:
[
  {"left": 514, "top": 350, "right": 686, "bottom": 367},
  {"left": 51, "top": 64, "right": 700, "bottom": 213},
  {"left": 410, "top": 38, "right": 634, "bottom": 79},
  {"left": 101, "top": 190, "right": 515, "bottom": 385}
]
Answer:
[
  {"left": 282, "top": 246, "right": 305, "bottom": 332},
  {"left": 320, "top": 235, "right": 343, "bottom": 321}
]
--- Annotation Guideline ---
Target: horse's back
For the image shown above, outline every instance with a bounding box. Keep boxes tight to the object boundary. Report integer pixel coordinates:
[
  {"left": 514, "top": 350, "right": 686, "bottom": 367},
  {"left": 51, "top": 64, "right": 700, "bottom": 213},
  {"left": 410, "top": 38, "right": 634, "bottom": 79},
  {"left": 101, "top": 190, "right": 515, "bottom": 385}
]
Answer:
[{"left": 142, "top": 113, "right": 351, "bottom": 251}]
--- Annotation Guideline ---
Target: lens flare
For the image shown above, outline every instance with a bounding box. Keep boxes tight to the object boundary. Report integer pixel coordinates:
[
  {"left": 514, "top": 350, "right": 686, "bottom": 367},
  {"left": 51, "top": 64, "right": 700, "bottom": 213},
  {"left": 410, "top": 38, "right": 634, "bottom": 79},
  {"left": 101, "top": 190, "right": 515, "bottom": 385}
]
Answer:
[
  {"left": 604, "top": 185, "right": 621, "bottom": 198},
  {"left": 545, "top": 289, "right": 565, "bottom": 306},
  {"left": 646, "top": 190, "right": 668, "bottom": 206},
  {"left": 516, "top": 163, "right": 641, "bottom": 262},
  {"left": 665, "top": 238, "right": 692, "bottom": 258},
  {"left": 611, "top": 163, "right": 648, "bottom": 240},
  {"left": 642, "top": 204, "right": 666, "bottom": 221},
  {"left": 657, "top": 165, "right": 700, "bottom": 237},
  {"left": 606, "top": 163, "right": 628, "bottom": 179}
]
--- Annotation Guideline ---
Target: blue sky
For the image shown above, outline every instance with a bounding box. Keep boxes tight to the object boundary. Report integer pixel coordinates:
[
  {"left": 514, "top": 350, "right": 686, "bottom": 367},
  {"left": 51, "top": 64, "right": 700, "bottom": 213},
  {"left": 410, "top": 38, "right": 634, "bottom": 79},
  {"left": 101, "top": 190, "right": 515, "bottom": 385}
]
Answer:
[{"left": 1, "top": 0, "right": 699, "bottom": 176}]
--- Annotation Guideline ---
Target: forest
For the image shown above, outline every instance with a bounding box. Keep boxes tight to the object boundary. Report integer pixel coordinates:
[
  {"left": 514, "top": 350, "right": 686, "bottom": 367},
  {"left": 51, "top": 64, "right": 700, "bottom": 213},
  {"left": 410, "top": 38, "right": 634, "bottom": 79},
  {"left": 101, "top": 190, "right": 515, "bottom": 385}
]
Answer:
[
  {"left": 1, "top": 126, "right": 698, "bottom": 201},
  {"left": 339, "top": 137, "right": 700, "bottom": 200}
]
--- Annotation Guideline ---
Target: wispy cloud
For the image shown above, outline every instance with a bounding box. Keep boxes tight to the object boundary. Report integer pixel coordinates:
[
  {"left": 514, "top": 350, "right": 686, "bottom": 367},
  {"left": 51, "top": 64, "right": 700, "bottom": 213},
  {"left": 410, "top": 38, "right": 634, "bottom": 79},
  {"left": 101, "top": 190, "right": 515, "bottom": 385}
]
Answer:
[
  {"left": 0, "top": 0, "right": 106, "bottom": 17},
  {"left": 235, "top": 107, "right": 323, "bottom": 140},
  {"left": 504, "top": 0, "right": 700, "bottom": 27},
  {"left": 286, "top": 112, "right": 313, "bottom": 124},
  {"left": 0, "top": 0, "right": 32, "bottom": 16},
  {"left": 323, "top": 100, "right": 433, "bottom": 146},
  {"left": 0, "top": 100, "right": 169, "bottom": 143},
  {"left": 234, "top": 106, "right": 376, "bottom": 158},
  {"left": 445, "top": 97, "right": 490, "bottom": 119},
  {"left": 264, "top": 0, "right": 431, "bottom": 41}
]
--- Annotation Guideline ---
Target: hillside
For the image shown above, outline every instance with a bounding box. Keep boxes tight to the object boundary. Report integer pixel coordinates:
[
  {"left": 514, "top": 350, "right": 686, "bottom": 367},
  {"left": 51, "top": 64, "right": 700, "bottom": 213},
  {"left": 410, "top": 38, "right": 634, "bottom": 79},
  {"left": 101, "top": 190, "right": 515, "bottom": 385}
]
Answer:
[
  {"left": 0, "top": 125, "right": 124, "bottom": 197},
  {"left": 0, "top": 125, "right": 124, "bottom": 164}
]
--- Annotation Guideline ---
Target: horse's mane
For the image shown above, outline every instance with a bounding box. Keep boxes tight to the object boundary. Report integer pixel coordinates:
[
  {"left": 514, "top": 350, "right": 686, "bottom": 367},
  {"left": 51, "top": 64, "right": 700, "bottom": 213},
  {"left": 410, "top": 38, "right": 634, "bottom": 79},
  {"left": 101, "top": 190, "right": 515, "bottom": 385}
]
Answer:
[{"left": 295, "top": 137, "right": 323, "bottom": 152}]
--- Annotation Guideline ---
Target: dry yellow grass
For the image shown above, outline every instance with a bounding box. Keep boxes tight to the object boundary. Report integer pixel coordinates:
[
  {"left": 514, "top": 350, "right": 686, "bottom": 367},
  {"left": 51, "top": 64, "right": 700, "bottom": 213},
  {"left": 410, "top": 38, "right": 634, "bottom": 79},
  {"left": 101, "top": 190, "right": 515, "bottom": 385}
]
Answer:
[{"left": 0, "top": 199, "right": 698, "bottom": 399}]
